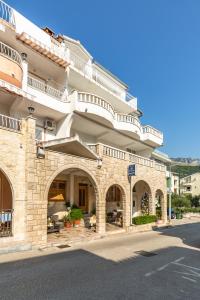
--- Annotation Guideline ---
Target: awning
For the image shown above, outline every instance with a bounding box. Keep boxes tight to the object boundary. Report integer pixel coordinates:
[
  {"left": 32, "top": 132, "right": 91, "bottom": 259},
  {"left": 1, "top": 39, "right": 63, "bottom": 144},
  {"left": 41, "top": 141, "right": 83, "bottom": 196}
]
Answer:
[{"left": 43, "top": 135, "right": 98, "bottom": 160}]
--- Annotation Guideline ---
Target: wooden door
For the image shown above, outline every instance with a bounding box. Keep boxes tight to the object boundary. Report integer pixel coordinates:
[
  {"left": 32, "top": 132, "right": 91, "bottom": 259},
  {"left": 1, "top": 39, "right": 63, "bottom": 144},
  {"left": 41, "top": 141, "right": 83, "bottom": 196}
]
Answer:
[
  {"left": 78, "top": 184, "right": 88, "bottom": 212},
  {"left": 0, "top": 171, "right": 12, "bottom": 210}
]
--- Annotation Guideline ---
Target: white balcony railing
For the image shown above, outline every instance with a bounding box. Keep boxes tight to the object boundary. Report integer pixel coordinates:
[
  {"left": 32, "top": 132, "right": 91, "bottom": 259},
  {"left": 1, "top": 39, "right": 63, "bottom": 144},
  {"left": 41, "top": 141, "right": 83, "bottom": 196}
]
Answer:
[
  {"left": 69, "top": 51, "right": 136, "bottom": 104},
  {"left": 0, "top": 114, "right": 21, "bottom": 132},
  {"left": 0, "top": 0, "right": 15, "bottom": 27},
  {"left": 88, "top": 143, "right": 166, "bottom": 172},
  {"left": 0, "top": 41, "right": 22, "bottom": 66},
  {"left": 143, "top": 125, "right": 163, "bottom": 139},
  {"left": 103, "top": 145, "right": 126, "bottom": 160},
  {"left": 129, "top": 153, "right": 154, "bottom": 168},
  {"left": 76, "top": 92, "right": 163, "bottom": 143},
  {"left": 27, "top": 76, "right": 65, "bottom": 101},
  {"left": 78, "top": 92, "right": 115, "bottom": 116},
  {"left": 116, "top": 113, "right": 141, "bottom": 129}
]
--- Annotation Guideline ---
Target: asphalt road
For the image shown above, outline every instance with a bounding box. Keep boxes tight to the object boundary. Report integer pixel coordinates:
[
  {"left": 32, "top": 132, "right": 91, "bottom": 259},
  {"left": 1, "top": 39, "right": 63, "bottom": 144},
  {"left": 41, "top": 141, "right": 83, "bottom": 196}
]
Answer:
[{"left": 0, "top": 220, "right": 200, "bottom": 300}]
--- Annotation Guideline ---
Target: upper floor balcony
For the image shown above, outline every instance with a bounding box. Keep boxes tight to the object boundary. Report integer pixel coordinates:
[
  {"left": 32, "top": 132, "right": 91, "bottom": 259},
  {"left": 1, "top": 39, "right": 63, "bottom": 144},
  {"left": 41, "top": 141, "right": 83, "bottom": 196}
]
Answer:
[
  {"left": 69, "top": 51, "right": 137, "bottom": 111},
  {"left": 0, "top": 40, "right": 22, "bottom": 88},
  {"left": 0, "top": 0, "right": 15, "bottom": 28},
  {"left": 69, "top": 91, "right": 163, "bottom": 146},
  {"left": 142, "top": 125, "right": 164, "bottom": 147},
  {"left": 27, "top": 75, "right": 65, "bottom": 101}
]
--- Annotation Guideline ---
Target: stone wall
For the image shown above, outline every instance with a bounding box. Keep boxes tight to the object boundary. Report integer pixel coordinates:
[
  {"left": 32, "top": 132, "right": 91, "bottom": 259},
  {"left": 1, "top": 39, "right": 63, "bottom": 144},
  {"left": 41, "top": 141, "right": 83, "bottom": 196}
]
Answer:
[{"left": 0, "top": 117, "right": 167, "bottom": 248}]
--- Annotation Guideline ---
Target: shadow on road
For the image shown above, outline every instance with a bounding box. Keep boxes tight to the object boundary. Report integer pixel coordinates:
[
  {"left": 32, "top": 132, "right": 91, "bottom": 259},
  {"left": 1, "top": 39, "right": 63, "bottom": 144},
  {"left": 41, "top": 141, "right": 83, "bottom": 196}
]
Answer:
[
  {"left": 0, "top": 245, "right": 200, "bottom": 299},
  {"left": 155, "top": 221, "right": 200, "bottom": 249},
  {"left": 0, "top": 221, "right": 200, "bottom": 299}
]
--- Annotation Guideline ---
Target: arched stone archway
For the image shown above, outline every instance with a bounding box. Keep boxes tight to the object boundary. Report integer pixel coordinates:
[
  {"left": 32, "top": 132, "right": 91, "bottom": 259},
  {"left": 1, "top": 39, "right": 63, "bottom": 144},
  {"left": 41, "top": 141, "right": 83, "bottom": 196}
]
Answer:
[
  {"left": 132, "top": 180, "right": 152, "bottom": 217},
  {"left": 155, "top": 189, "right": 165, "bottom": 221},
  {"left": 0, "top": 169, "right": 13, "bottom": 237},
  {"left": 45, "top": 166, "right": 100, "bottom": 235},
  {"left": 105, "top": 184, "right": 125, "bottom": 231}
]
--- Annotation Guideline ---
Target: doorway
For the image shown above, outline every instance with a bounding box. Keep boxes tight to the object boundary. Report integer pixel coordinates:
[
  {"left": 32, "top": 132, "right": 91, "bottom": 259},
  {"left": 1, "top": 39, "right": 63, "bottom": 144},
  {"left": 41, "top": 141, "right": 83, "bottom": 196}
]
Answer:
[{"left": 78, "top": 184, "right": 88, "bottom": 212}]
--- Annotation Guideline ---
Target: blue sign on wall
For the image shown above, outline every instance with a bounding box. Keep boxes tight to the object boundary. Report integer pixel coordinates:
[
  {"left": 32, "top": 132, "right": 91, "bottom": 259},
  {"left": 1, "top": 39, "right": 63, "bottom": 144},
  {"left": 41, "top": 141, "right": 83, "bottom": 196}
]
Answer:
[{"left": 128, "top": 164, "right": 136, "bottom": 176}]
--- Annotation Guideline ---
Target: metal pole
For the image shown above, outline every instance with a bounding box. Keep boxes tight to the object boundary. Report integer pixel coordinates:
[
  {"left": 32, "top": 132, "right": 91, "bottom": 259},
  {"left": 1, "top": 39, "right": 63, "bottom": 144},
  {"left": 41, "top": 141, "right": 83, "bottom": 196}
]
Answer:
[
  {"left": 169, "top": 164, "right": 172, "bottom": 222},
  {"left": 130, "top": 176, "right": 132, "bottom": 225}
]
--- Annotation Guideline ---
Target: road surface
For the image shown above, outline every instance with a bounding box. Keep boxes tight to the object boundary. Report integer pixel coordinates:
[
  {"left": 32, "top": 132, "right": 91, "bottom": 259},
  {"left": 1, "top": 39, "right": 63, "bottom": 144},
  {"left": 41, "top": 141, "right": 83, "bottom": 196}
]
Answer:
[{"left": 0, "top": 219, "right": 200, "bottom": 299}]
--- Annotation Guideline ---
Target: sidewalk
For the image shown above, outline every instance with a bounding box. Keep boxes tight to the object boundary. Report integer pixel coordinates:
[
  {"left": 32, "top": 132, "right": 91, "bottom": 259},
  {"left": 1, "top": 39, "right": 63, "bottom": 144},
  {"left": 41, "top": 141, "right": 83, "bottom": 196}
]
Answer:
[{"left": 0, "top": 217, "right": 199, "bottom": 264}]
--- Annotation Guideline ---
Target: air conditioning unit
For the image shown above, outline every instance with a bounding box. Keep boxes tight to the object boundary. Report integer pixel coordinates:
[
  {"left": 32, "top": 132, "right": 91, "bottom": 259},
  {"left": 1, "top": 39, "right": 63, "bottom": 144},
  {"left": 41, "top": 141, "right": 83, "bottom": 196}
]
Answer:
[{"left": 44, "top": 119, "right": 56, "bottom": 131}]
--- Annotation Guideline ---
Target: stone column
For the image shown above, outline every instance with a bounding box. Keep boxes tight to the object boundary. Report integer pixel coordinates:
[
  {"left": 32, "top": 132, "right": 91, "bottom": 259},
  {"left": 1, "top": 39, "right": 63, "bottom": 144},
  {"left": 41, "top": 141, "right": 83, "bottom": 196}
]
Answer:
[
  {"left": 25, "top": 116, "right": 48, "bottom": 247},
  {"left": 95, "top": 190, "right": 106, "bottom": 235}
]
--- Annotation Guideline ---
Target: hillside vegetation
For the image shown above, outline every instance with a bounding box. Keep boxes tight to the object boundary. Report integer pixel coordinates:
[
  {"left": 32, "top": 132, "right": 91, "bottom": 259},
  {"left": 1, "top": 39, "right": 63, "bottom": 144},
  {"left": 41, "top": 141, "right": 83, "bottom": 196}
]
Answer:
[{"left": 171, "top": 165, "right": 200, "bottom": 178}]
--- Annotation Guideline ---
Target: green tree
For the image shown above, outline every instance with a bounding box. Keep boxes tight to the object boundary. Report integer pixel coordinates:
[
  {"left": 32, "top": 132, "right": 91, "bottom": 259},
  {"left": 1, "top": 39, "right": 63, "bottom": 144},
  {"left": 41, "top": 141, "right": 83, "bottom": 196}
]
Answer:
[{"left": 171, "top": 193, "right": 191, "bottom": 208}]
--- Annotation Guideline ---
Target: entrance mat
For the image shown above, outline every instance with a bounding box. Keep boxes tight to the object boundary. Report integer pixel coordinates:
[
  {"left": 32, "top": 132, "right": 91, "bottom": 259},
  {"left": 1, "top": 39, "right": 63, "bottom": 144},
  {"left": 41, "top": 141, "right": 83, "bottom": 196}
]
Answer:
[
  {"left": 135, "top": 250, "right": 157, "bottom": 257},
  {"left": 57, "top": 244, "right": 71, "bottom": 249}
]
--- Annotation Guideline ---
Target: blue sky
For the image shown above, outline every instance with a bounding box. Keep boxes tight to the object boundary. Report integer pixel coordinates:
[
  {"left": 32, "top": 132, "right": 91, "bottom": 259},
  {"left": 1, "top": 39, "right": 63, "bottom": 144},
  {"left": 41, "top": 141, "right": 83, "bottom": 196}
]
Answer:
[{"left": 6, "top": 0, "right": 200, "bottom": 158}]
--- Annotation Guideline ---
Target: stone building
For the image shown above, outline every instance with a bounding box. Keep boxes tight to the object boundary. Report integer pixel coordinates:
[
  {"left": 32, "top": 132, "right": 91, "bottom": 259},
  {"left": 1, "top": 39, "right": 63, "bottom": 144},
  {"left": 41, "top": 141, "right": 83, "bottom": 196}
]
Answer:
[{"left": 0, "top": 0, "right": 167, "bottom": 251}]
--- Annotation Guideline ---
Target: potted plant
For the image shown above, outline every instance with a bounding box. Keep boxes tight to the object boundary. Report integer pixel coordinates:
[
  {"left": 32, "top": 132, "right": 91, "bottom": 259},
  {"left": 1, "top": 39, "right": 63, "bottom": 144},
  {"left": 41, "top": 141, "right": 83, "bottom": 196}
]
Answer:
[
  {"left": 63, "top": 214, "right": 71, "bottom": 228},
  {"left": 70, "top": 208, "right": 83, "bottom": 227}
]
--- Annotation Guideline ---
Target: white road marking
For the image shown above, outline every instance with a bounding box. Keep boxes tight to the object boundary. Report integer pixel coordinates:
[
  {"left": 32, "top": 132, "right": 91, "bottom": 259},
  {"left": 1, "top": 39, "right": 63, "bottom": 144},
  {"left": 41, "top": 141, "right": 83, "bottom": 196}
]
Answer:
[
  {"left": 144, "top": 271, "right": 156, "bottom": 277},
  {"left": 182, "top": 276, "right": 197, "bottom": 283},
  {"left": 144, "top": 257, "right": 185, "bottom": 277},
  {"left": 172, "top": 262, "right": 200, "bottom": 271}
]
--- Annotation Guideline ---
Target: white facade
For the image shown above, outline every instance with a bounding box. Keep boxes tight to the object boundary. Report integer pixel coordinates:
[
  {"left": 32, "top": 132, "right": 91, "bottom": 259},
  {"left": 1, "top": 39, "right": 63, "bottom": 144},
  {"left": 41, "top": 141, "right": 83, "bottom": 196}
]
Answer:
[
  {"left": 180, "top": 173, "right": 200, "bottom": 196},
  {"left": 0, "top": 0, "right": 163, "bottom": 157}
]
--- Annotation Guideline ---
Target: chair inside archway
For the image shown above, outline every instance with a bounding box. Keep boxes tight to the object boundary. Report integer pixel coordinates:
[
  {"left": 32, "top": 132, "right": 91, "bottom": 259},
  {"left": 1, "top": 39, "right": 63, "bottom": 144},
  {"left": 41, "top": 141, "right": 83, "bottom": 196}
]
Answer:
[
  {"left": 106, "top": 185, "right": 124, "bottom": 231},
  {"left": 47, "top": 168, "right": 97, "bottom": 235}
]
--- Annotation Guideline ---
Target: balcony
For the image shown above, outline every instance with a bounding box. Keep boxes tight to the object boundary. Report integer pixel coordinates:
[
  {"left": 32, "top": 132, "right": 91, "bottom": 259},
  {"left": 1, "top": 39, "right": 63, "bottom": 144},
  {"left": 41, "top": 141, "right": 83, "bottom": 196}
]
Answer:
[
  {"left": 69, "top": 51, "right": 137, "bottom": 109},
  {"left": 142, "top": 125, "right": 163, "bottom": 146},
  {"left": 88, "top": 143, "right": 166, "bottom": 172},
  {"left": 0, "top": 0, "right": 15, "bottom": 27},
  {"left": 27, "top": 75, "right": 65, "bottom": 102},
  {"left": 116, "top": 113, "right": 141, "bottom": 138},
  {"left": 75, "top": 91, "right": 141, "bottom": 136},
  {"left": 0, "top": 41, "right": 22, "bottom": 66},
  {"left": 0, "top": 41, "right": 22, "bottom": 87},
  {"left": 0, "top": 113, "right": 21, "bottom": 132},
  {"left": 72, "top": 91, "right": 163, "bottom": 145}
]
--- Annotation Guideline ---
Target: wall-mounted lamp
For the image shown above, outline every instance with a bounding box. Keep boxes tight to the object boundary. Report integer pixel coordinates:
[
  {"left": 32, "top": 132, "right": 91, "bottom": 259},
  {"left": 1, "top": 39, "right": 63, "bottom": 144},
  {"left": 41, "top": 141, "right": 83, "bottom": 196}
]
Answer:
[
  {"left": 37, "top": 146, "right": 45, "bottom": 159},
  {"left": 28, "top": 106, "right": 35, "bottom": 116},
  {"left": 97, "top": 158, "right": 103, "bottom": 169},
  {"left": 21, "top": 52, "right": 28, "bottom": 61}
]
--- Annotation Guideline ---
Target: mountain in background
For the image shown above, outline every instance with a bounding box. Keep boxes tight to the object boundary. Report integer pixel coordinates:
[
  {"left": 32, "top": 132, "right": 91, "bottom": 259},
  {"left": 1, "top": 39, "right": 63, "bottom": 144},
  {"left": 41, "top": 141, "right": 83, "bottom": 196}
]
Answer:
[
  {"left": 170, "top": 158, "right": 200, "bottom": 178},
  {"left": 171, "top": 157, "right": 200, "bottom": 166}
]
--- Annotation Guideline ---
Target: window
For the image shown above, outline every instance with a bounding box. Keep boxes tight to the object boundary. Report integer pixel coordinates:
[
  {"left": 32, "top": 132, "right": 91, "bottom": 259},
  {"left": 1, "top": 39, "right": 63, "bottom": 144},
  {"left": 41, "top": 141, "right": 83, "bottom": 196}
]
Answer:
[{"left": 35, "top": 127, "right": 43, "bottom": 141}]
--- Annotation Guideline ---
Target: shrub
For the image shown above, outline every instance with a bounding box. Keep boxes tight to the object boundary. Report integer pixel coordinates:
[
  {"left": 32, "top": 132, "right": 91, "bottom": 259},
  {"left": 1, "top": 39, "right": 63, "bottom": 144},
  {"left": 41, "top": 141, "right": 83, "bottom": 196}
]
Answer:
[
  {"left": 132, "top": 215, "right": 157, "bottom": 225},
  {"left": 70, "top": 208, "right": 83, "bottom": 221},
  {"left": 171, "top": 194, "right": 191, "bottom": 208},
  {"left": 191, "top": 195, "right": 200, "bottom": 207},
  {"left": 177, "top": 207, "right": 200, "bottom": 213}
]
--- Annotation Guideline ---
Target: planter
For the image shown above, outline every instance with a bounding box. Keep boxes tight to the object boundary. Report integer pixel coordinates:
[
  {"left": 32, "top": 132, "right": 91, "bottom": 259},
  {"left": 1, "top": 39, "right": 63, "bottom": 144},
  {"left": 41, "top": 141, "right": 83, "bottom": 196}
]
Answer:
[
  {"left": 64, "top": 222, "right": 71, "bottom": 228},
  {"left": 176, "top": 212, "right": 182, "bottom": 219},
  {"left": 156, "top": 219, "right": 163, "bottom": 225},
  {"left": 73, "top": 219, "right": 81, "bottom": 227}
]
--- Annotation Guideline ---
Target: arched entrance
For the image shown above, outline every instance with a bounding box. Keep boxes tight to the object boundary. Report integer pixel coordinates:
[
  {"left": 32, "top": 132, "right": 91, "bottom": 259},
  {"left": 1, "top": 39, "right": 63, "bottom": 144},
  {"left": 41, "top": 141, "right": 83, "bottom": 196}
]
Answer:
[
  {"left": 132, "top": 180, "right": 152, "bottom": 217},
  {"left": 155, "top": 189, "right": 164, "bottom": 220},
  {"left": 46, "top": 167, "right": 98, "bottom": 236},
  {"left": 0, "top": 170, "right": 13, "bottom": 237},
  {"left": 106, "top": 184, "right": 124, "bottom": 231}
]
